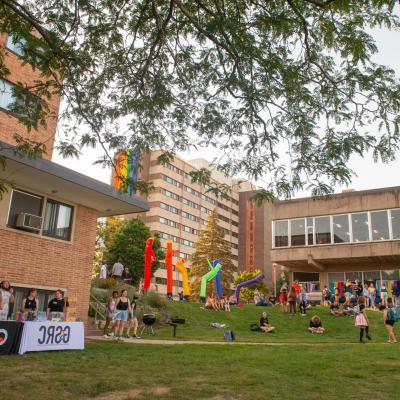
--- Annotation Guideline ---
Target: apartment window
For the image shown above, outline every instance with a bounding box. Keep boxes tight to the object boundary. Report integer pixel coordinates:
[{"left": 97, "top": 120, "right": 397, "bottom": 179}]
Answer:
[
  {"left": 290, "top": 218, "right": 306, "bottom": 246},
  {"left": 391, "top": 209, "right": 400, "bottom": 240},
  {"left": 200, "top": 219, "right": 208, "bottom": 226},
  {"left": 351, "top": 212, "right": 369, "bottom": 242},
  {"left": 232, "top": 209, "right": 239, "bottom": 216},
  {"left": 184, "top": 186, "right": 199, "bottom": 196},
  {"left": 182, "top": 211, "right": 197, "bottom": 222},
  {"left": 155, "top": 277, "right": 167, "bottom": 285},
  {"left": 161, "top": 188, "right": 180, "bottom": 201},
  {"left": 201, "top": 194, "right": 216, "bottom": 205},
  {"left": 0, "top": 79, "right": 40, "bottom": 121},
  {"left": 232, "top": 221, "right": 239, "bottom": 227},
  {"left": 181, "top": 239, "right": 195, "bottom": 247},
  {"left": 183, "top": 198, "right": 199, "bottom": 209},
  {"left": 162, "top": 175, "right": 181, "bottom": 188},
  {"left": 315, "top": 216, "right": 331, "bottom": 245},
  {"left": 159, "top": 217, "right": 178, "bottom": 228},
  {"left": 166, "top": 163, "right": 183, "bottom": 175},
  {"left": 370, "top": 210, "right": 390, "bottom": 241},
  {"left": 182, "top": 225, "right": 198, "bottom": 235},
  {"left": 274, "top": 220, "right": 288, "bottom": 247},
  {"left": 217, "top": 202, "right": 229, "bottom": 211},
  {"left": 201, "top": 206, "right": 211, "bottom": 215},
  {"left": 231, "top": 243, "right": 238, "bottom": 249},
  {"left": 232, "top": 232, "right": 238, "bottom": 238},
  {"left": 179, "top": 251, "right": 192, "bottom": 261},
  {"left": 160, "top": 202, "right": 179, "bottom": 214},
  {"left": 159, "top": 232, "right": 178, "bottom": 242},
  {"left": 332, "top": 214, "right": 350, "bottom": 243},
  {"left": 42, "top": 200, "right": 73, "bottom": 241},
  {"left": 7, "top": 189, "right": 43, "bottom": 230}
]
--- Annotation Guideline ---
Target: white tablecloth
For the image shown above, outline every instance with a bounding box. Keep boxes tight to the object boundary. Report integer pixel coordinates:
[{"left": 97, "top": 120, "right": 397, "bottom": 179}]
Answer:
[{"left": 18, "top": 321, "right": 84, "bottom": 354}]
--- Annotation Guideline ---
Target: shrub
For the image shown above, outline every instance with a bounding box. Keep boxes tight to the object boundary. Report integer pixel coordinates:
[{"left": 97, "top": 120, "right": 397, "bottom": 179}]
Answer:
[{"left": 140, "top": 291, "right": 168, "bottom": 309}]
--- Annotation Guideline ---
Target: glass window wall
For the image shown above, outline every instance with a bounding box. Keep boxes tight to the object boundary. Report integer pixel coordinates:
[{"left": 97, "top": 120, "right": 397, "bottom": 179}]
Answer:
[
  {"left": 315, "top": 216, "right": 331, "bottom": 244},
  {"left": 332, "top": 214, "right": 350, "bottom": 243},
  {"left": 351, "top": 213, "right": 369, "bottom": 242},
  {"left": 274, "top": 220, "right": 288, "bottom": 247},
  {"left": 370, "top": 210, "right": 390, "bottom": 241},
  {"left": 290, "top": 218, "right": 306, "bottom": 246},
  {"left": 391, "top": 209, "right": 400, "bottom": 240}
]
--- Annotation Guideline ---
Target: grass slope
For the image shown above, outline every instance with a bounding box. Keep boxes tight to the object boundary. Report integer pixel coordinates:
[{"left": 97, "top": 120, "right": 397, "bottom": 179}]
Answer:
[
  {"left": 2, "top": 342, "right": 400, "bottom": 400},
  {"left": 148, "top": 302, "right": 390, "bottom": 343}
]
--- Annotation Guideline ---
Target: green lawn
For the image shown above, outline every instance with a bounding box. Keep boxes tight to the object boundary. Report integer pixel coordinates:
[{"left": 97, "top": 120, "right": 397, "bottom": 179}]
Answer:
[
  {"left": 145, "top": 302, "right": 391, "bottom": 343},
  {"left": 2, "top": 303, "right": 400, "bottom": 400}
]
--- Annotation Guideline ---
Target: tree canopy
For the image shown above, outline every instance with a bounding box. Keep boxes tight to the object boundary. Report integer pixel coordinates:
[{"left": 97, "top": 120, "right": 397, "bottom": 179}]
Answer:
[
  {"left": 106, "top": 218, "right": 164, "bottom": 286},
  {"left": 1, "top": 1, "right": 400, "bottom": 200}
]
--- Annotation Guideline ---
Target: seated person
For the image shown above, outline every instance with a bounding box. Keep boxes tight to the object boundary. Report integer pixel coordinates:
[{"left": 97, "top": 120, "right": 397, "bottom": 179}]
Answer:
[
  {"left": 342, "top": 303, "right": 356, "bottom": 317},
  {"left": 205, "top": 296, "right": 215, "bottom": 310},
  {"left": 47, "top": 290, "right": 69, "bottom": 320},
  {"left": 223, "top": 297, "right": 231, "bottom": 312},
  {"left": 330, "top": 301, "right": 343, "bottom": 316},
  {"left": 254, "top": 290, "right": 262, "bottom": 305},
  {"left": 308, "top": 315, "right": 325, "bottom": 334},
  {"left": 268, "top": 295, "right": 277, "bottom": 305},
  {"left": 228, "top": 294, "right": 237, "bottom": 305},
  {"left": 259, "top": 312, "right": 275, "bottom": 333}
]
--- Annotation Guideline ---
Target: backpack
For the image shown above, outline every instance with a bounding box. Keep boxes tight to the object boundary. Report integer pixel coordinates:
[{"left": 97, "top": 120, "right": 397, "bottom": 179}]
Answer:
[
  {"left": 224, "top": 330, "right": 235, "bottom": 341},
  {"left": 250, "top": 324, "right": 261, "bottom": 332},
  {"left": 389, "top": 307, "right": 400, "bottom": 322}
]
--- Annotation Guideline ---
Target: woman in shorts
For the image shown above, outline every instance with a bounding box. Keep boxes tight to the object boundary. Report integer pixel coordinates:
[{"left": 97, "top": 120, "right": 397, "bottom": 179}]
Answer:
[
  {"left": 113, "top": 289, "right": 132, "bottom": 340},
  {"left": 103, "top": 291, "right": 119, "bottom": 337},
  {"left": 384, "top": 299, "right": 397, "bottom": 343}
]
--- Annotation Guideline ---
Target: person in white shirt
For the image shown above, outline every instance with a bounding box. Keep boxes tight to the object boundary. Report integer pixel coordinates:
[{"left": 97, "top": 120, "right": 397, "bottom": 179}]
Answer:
[
  {"left": 100, "top": 264, "right": 108, "bottom": 280},
  {"left": 112, "top": 259, "right": 124, "bottom": 279}
]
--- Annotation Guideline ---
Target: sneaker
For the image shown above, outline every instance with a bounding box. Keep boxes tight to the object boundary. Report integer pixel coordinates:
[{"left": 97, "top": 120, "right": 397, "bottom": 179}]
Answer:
[{"left": 132, "top": 335, "right": 141, "bottom": 339}]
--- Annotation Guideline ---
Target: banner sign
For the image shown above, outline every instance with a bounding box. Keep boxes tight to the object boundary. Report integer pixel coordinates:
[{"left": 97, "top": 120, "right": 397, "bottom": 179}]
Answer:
[
  {"left": 0, "top": 321, "right": 24, "bottom": 355},
  {"left": 18, "top": 321, "right": 84, "bottom": 354}
]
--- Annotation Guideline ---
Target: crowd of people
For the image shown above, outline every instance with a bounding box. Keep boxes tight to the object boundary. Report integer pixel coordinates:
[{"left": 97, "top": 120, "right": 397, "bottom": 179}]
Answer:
[
  {"left": 103, "top": 289, "right": 141, "bottom": 340},
  {"left": 0, "top": 280, "right": 69, "bottom": 321}
]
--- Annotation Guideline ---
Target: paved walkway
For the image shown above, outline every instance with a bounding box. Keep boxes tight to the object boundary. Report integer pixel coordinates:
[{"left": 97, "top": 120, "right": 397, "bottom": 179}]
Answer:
[{"left": 86, "top": 336, "right": 389, "bottom": 346}]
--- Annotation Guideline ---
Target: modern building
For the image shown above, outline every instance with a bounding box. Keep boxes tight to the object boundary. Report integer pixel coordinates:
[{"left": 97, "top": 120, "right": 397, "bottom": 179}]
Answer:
[
  {"left": 0, "top": 31, "right": 148, "bottom": 321},
  {"left": 123, "top": 150, "right": 249, "bottom": 296},
  {"left": 239, "top": 187, "right": 400, "bottom": 300}
]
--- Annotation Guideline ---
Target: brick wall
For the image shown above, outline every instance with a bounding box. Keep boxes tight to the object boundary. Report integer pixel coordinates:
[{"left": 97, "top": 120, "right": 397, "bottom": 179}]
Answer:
[
  {"left": 0, "top": 32, "right": 60, "bottom": 159},
  {"left": 0, "top": 204, "right": 98, "bottom": 322}
]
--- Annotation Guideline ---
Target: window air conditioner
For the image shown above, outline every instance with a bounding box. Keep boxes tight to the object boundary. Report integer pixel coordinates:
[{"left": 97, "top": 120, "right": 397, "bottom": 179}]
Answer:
[{"left": 16, "top": 213, "right": 43, "bottom": 231}]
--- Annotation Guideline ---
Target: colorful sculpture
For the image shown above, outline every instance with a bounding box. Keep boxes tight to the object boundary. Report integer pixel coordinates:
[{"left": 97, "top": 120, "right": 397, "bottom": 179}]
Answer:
[
  {"left": 235, "top": 273, "right": 264, "bottom": 304},
  {"left": 165, "top": 240, "right": 174, "bottom": 299},
  {"left": 143, "top": 237, "right": 156, "bottom": 292},
  {"left": 200, "top": 259, "right": 222, "bottom": 302},
  {"left": 176, "top": 258, "right": 190, "bottom": 299},
  {"left": 207, "top": 259, "right": 223, "bottom": 297}
]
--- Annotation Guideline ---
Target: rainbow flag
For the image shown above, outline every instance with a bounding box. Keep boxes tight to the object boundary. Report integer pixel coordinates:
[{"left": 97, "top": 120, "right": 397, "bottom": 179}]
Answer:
[{"left": 113, "top": 149, "right": 139, "bottom": 195}]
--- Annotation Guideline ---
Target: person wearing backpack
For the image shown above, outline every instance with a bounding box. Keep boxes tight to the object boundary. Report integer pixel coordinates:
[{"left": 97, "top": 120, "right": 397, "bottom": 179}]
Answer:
[
  {"left": 354, "top": 297, "right": 372, "bottom": 343},
  {"left": 383, "top": 299, "right": 397, "bottom": 343}
]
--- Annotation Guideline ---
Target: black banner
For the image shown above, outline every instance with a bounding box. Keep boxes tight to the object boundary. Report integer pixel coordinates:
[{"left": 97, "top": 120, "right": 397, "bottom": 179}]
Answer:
[{"left": 0, "top": 321, "right": 24, "bottom": 355}]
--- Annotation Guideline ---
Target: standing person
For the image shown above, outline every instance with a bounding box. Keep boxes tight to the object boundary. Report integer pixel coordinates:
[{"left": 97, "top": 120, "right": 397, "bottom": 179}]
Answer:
[
  {"left": 113, "top": 289, "right": 131, "bottom": 340},
  {"left": 99, "top": 264, "right": 108, "bottom": 280},
  {"left": 292, "top": 280, "right": 301, "bottom": 297},
  {"left": 103, "top": 290, "right": 119, "bottom": 337},
  {"left": 334, "top": 287, "right": 340, "bottom": 304},
  {"left": 0, "top": 280, "right": 14, "bottom": 320},
  {"left": 362, "top": 283, "right": 370, "bottom": 308},
  {"left": 381, "top": 282, "right": 388, "bottom": 308},
  {"left": 112, "top": 258, "right": 124, "bottom": 280},
  {"left": 280, "top": 282, "right": 288, "bottom": 313},
  {"left": 126, "top": 295, "right": 141, "bottom": 339},
  {"left": 21, "top": 288, "right": 39, "bottom": 320},
  {"left": 299, "top": 285, "right": 308, "bottom": 316},
  {"left": 122, "top": 267, "right": 133, "bottom": 285},
  {"left": 368, "top": 283, "right": 376, "bottom": 310},
  {"left": 383, "top": 298, "right": 397, "bottom": 343},
  {"left": 344, "top": 279, "right": 352, "bottom": 305},
  {"left": 355, "top": 297, "right": 371, "bottom": 343},
  {"left": 287, "top": 286, "right": 297, "bottom": 315},
  {"left": 47, "top": 290, "right": 68, "bottom": 320},
  {"left": 259, "top": 311, "right": 275, "bottom": 333},
  {"left": 322, "top": 286, "right": 330, "bottom": 306}
]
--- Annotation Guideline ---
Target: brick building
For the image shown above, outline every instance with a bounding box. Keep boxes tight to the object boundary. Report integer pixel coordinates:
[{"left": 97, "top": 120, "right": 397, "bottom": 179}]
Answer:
[{"left": 0, "top": 31, "right": 148, "bottom": 321}]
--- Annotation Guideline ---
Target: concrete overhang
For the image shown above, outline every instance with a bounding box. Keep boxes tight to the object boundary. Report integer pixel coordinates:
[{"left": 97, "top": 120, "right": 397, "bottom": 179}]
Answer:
[{"left": 0, "top": 143, "right": 149, "bottom": 217}]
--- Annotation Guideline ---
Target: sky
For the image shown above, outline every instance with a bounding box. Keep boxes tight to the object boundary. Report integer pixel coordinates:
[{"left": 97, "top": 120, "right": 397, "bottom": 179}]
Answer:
[{"left": 52, "top": 21, "right": 400, "bottom": 198}]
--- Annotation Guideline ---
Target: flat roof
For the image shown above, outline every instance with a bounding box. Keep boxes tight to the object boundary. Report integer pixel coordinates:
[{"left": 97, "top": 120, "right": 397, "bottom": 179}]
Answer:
[
  {"left": 0, "top": 142, "right": 149, "bottom": 217},
  {"left": 241, "top": 185, "right": 400, "bottom": 205}
]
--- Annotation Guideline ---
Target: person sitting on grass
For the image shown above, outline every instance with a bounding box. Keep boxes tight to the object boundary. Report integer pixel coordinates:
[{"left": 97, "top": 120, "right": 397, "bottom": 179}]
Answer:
[
  {"left": 330, "top": 301, "right": 343, "bottom": 316},
  {"left": 259, "top": 311, "right": 275, "bottom": 333},
  {"left": 223, "top": 297, "right": 231, "bottom": 312},
  {"left": 308, "top": 315, "right": 325, "bottom": 334},
  {"left": 205, "top": 296, "right": 216, "bottom": 310}
]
